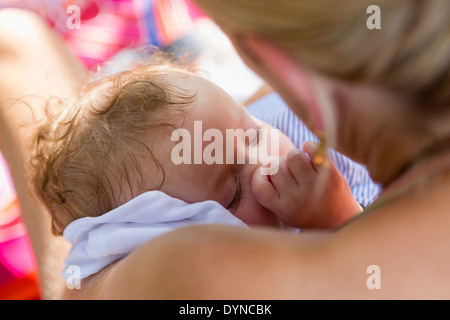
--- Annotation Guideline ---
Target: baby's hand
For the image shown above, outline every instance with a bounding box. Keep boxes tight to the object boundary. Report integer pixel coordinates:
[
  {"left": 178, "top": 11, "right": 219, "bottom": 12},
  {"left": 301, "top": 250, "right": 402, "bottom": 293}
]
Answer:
[{"left": 251, "top": 141, "right": 362, "bottom": 229}]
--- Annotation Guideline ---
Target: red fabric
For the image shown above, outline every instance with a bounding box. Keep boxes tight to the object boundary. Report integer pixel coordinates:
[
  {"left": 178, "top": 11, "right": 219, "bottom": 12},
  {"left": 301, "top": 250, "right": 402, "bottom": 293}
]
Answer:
[
  {"left": 0, "top": 154, "right": 40, "bottom": 300},
  {"left": 0, "top": 272, "right": 40, "bottom": 300}
]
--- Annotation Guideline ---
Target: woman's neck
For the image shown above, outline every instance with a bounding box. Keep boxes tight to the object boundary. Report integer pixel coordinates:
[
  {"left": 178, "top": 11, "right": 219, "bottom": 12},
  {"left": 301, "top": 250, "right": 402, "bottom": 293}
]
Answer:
[
  {"left": 367, "top": 129, "right": 450, "bottom": 189},
  {"left": 344, "top": 87, "right": 450, "bottom": 189}
]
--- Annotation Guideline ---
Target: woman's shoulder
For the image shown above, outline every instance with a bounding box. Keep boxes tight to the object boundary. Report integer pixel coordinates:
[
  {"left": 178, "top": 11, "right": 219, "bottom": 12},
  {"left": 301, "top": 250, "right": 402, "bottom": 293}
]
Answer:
[
  {"left": 61, "top": 261, "right": 119, "bottom": 300},
  {"left": 101, "top": 224, "right": 324, "bottom": 299},
  {"left": 67, "top": 173, "right": 450, "bottom": 299}
]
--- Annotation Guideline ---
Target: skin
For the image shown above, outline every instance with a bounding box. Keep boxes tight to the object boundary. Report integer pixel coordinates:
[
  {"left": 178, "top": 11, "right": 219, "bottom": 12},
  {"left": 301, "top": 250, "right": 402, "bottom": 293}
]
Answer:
[
  {"left": 0, "top": 9, "right": 359, "bottom": 299},
  {"left": 141, "top": 73, "right": 361, "bottom": 229},
  {"left": 100, "top": 25, "right": 450, "bottom": 298},
  {"left": 1, "top": 9, "right": 450, "bottom": 300},
  {"left": 0, "top": 9, "right": 85, "bottom": 299}
]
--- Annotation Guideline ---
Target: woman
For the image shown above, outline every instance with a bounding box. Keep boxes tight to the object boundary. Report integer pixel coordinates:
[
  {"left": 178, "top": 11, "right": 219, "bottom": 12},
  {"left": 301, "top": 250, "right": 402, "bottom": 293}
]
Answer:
[
  {"left": 108, "top": 0, "right": 449, "bottom": 298},
  {"left": 1, "top": 0, "right": 450, "bottom": 299},
  {"left": 155, "top": 0, "right": 449, "bottom": 298}
]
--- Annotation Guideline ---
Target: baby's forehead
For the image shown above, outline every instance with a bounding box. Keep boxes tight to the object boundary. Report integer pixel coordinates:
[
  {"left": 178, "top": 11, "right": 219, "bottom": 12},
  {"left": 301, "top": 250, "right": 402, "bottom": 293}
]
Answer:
[{"left": 76, "top": 67, "right": 237, "bottom": 145}]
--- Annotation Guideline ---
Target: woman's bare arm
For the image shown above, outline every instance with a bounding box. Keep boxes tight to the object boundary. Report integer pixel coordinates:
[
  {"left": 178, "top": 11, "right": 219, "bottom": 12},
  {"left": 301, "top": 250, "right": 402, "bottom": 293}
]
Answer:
[{"left": 0, "top": 9, "right": 87, "bottom": 299}]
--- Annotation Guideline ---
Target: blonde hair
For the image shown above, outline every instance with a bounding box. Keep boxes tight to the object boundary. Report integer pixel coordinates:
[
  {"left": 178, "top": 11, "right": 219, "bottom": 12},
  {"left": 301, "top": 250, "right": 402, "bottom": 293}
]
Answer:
[
  {"left": 194, "top": 0, "right": 450, "bottom": 109},
  {"left": 31, "top": 64, "right": 196, "bottom": 235}
]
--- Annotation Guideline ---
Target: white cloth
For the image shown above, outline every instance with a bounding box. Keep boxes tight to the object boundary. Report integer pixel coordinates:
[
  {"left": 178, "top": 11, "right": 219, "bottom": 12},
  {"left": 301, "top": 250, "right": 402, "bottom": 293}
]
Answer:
[{"left": 62, "top": 190, "right": 248, "bottom": 280}]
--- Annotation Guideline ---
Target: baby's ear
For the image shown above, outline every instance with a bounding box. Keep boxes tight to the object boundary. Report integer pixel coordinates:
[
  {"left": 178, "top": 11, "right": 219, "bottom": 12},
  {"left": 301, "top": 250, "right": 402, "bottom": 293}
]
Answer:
[{"left": 236, "top": 36, "right": 325, "bottom": 132}]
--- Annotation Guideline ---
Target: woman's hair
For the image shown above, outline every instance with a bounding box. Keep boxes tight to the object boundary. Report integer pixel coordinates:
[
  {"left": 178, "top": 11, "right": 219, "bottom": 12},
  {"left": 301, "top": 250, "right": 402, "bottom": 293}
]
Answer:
[
  {"left": 31, "top": 63, "right": 196, "bottom": 235},
  {"left": 194, "top": 0, "right": 450, "bottom": 109}
]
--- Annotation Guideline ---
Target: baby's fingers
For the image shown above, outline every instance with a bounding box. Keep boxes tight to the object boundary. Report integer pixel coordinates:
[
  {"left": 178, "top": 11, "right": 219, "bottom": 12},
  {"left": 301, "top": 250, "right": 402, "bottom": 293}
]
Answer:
[
  {"left": 251, "top": 165, "right": 280, "bottom": 210},
  {"left": 302, "top": 141, "right": 330, "bottom": 172},
  {"left": 286, "top": 148, "right": 317, "bottom": 184},
  {"left": 269, "top": 157, "right": 298, "bottom": 193}
]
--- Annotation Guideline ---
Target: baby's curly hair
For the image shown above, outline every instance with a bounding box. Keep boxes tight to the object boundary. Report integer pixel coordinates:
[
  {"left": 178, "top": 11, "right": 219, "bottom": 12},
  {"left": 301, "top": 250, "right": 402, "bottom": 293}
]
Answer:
[{"left": 31, "top": 63, "right": 197, "bottom": 235}]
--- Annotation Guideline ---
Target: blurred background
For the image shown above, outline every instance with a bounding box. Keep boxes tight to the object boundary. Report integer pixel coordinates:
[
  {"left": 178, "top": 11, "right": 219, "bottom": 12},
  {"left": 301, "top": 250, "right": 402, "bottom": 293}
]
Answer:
[{"left": 0, "top": 0, "right": 263, "bottom": 300}]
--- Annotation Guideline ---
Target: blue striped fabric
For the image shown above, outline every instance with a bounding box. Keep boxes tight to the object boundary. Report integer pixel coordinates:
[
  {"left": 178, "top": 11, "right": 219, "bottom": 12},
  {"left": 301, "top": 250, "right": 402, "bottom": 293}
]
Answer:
[{"left": 247, "top": 93, "right": 381, "bottom": 207}]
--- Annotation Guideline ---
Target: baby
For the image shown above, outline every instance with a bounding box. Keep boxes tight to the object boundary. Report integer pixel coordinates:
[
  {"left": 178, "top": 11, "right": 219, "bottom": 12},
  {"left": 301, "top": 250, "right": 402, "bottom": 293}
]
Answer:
[{"left": 31, "top": 63, "right": 367, "bottom": 239}]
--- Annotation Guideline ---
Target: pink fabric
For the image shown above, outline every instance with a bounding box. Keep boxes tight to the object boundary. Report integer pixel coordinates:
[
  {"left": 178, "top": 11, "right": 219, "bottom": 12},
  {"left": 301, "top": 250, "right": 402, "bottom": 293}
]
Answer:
[
  {"left": 0, "top": 154, "right": 36, "bottom": 287},
  {"left": 63, "top": 0, "right": 143, "bottom": 68},
  {"left": 185, "top": 0, "right": 205, "bottom": 20}
]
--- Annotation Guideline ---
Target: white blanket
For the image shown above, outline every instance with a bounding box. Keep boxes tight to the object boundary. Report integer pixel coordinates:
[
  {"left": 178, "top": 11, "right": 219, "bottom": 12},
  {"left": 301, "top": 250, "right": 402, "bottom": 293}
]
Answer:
[{"left": 62, "top": 190, "right": 248, "bottom": 281}]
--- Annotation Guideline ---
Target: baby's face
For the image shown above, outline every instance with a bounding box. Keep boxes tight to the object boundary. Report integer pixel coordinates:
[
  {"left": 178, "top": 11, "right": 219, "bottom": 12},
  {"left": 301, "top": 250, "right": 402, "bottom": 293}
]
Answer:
[{"left": 145, "top": 72, "right": 295, "bottom": 228}]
